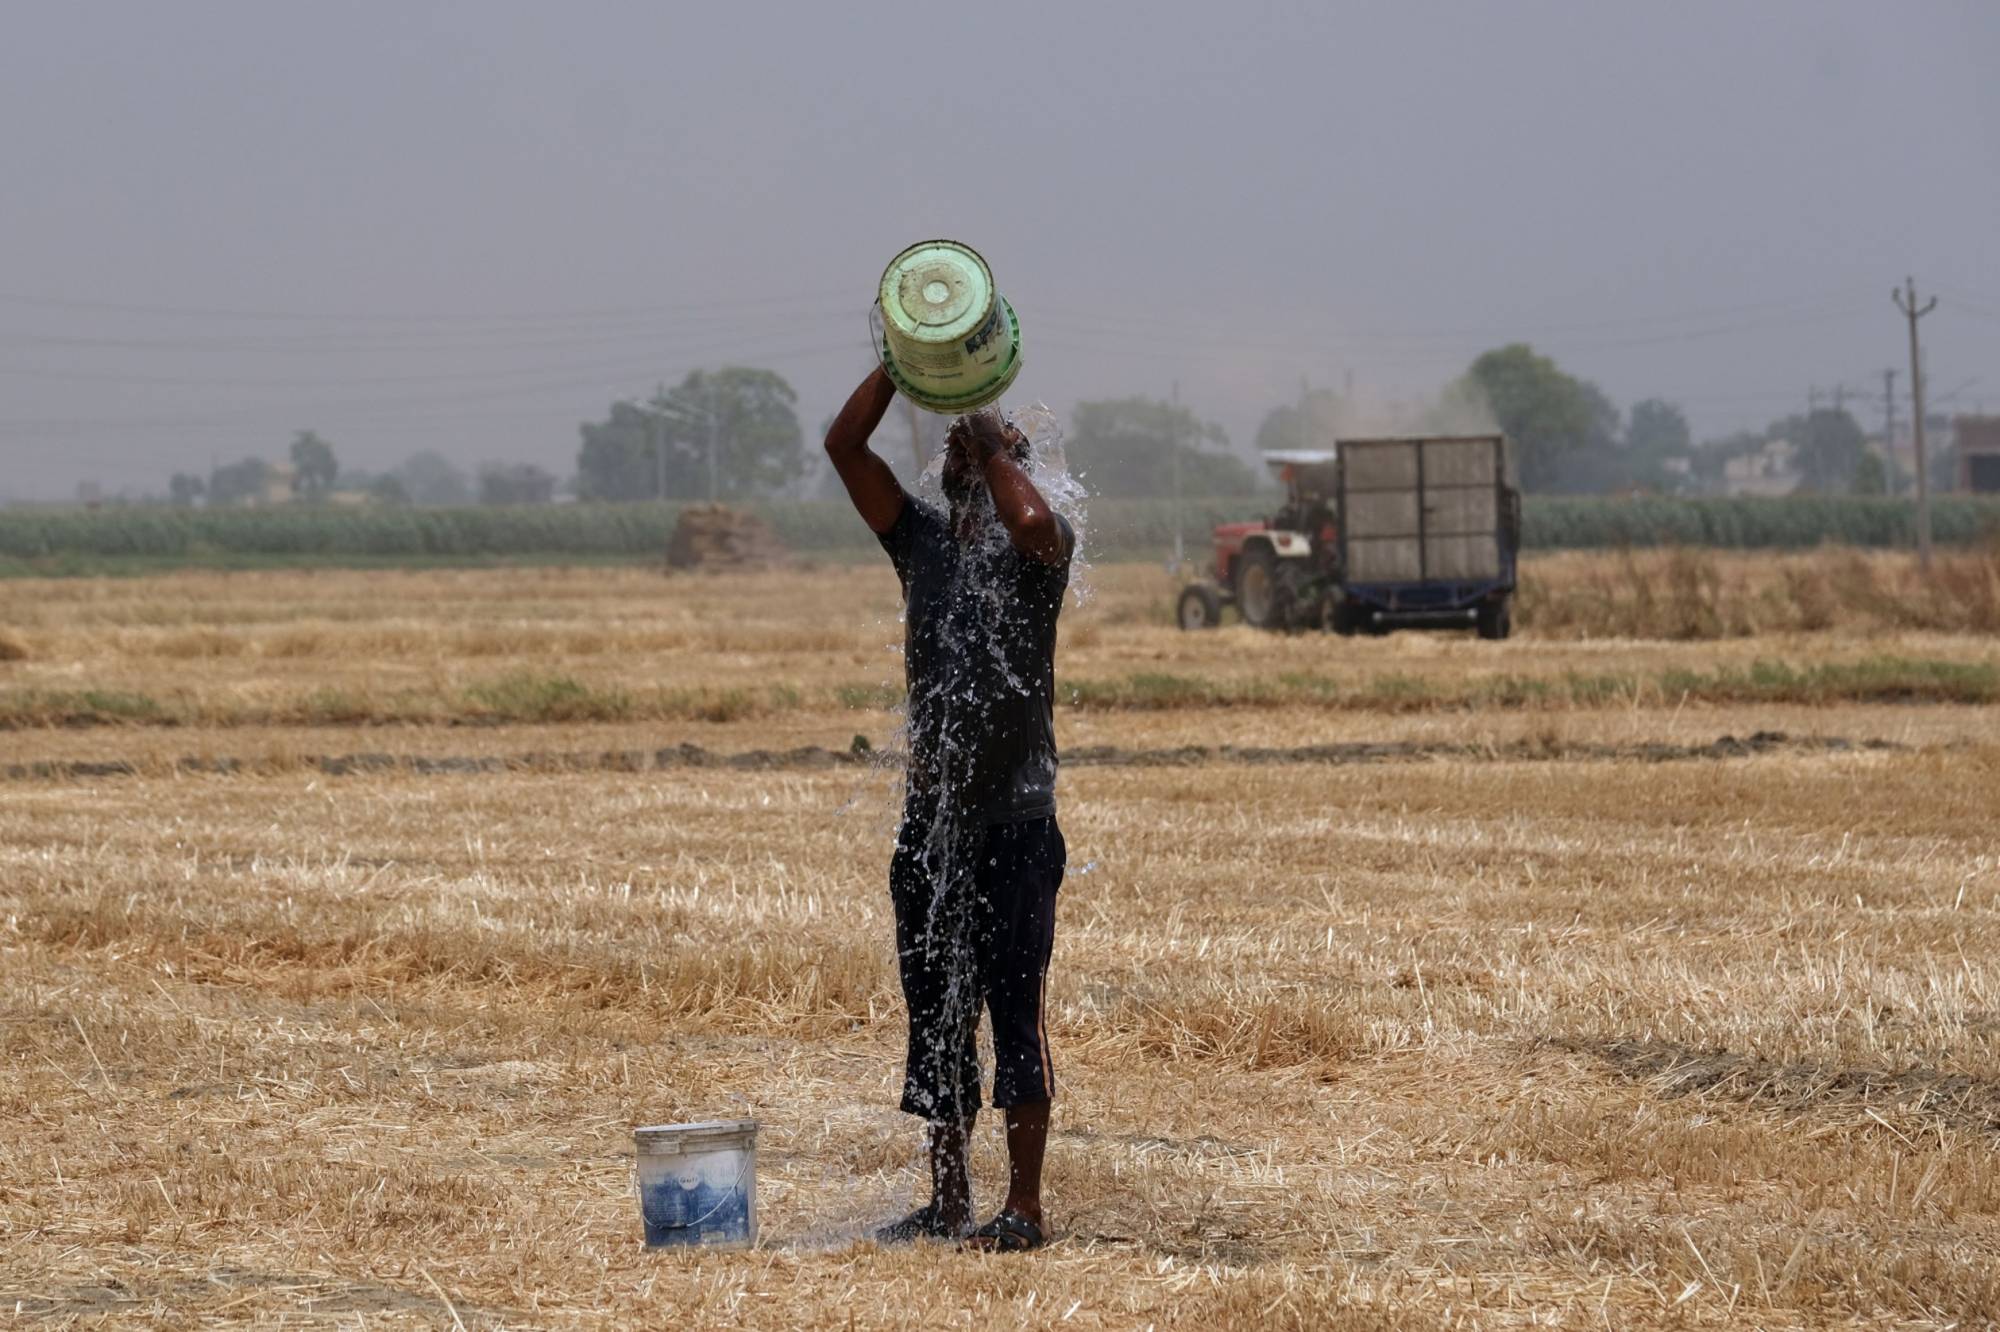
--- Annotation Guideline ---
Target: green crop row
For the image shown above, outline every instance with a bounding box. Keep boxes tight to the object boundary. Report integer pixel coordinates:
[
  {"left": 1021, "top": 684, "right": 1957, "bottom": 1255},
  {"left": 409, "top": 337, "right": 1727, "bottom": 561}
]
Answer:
[
  {"left": 6, "top": 656, "right": 1990, "bottom": 730},
  {"left": 1522, "top": 495, "right": 2000, "bottom": 549},
  {"left": 3, "top": 495, "right": 1998, "bottom": 570}
]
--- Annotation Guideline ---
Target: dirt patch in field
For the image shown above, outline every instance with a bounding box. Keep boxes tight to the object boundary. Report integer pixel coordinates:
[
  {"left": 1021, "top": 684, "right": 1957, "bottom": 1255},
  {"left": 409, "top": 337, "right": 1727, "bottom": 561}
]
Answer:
[
  {"left": 0, "top": 1267, "right": 512, "bottom": 1323},
  {"left": 1555, "top": 1035, "right": 2000, "bottom": 1134},
  {"left": 1072, "top": 729, "right": 1900, "bottom": 766},
  {"left": 0, "top": 730, "right": 1904, "bottom": 783}
]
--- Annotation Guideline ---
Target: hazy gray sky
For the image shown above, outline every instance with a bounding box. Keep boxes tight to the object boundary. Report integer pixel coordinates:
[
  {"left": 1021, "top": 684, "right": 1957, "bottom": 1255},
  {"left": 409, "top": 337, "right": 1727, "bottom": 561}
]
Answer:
[{"left": 3, "top": 0, "right": 1996, "bottom": 499}]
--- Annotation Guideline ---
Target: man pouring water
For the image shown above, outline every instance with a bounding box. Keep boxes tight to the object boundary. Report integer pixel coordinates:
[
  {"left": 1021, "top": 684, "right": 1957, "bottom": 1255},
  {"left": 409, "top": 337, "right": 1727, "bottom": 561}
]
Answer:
[{"left": 824, "top": 359, "right": 1074, "bottom": 1254}]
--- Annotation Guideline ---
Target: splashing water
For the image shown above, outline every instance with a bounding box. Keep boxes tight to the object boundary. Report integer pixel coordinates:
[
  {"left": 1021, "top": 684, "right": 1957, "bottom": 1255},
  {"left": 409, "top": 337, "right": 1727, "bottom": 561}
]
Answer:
[
  {"left": 840, "top": 399, "right": 1095, "bottom": 825},
  {"left": 911, "top": 401, "right": 1094, "bottom": 611}
]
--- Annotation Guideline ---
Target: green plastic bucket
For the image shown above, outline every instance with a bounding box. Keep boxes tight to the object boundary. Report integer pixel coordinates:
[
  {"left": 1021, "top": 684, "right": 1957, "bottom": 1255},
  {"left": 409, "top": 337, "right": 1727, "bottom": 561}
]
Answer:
[{"left": 876, "top": 239, "right": 1022, "bottom": 413}]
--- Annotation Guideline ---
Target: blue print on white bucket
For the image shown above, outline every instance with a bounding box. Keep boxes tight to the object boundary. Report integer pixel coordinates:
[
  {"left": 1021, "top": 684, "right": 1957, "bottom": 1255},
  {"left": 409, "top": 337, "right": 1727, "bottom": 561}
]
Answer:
[{"left": 635, "top": 1119, "right": 757, "bottom": 1250}]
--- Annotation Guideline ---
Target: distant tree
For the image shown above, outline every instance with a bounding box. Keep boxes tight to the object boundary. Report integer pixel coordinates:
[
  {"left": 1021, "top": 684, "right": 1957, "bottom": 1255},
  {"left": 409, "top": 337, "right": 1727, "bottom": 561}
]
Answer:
[
  {"left": 696, "top": 367, "right": 805, "bottom": 498},
  {"left": 1850, "top": 451, "right": 1888, "bottom": 495},
  {"left": 1689, "top": 430, "right": 1763, "bottom": 494},
  {"left": 1068, "top": 397, "right": 1257, "bottom": 497},
  {"left": 367, "top": 474, "right": 410, "bottom": 505},
  {"left": 168, "top": 472, "right": 206, "bottom": 507},
  {"left": 1768, "top": 408, "right": 1865, "bottom": 493},
  {"left": 1579, "top": 382, "right": 1622, "bottom": 454},
  {"left": 394, "top": 450, "right": 472, "bottom": 505},
  {"left": 577, "top": 367, "right": 805, "bottom": 502},
  {"left": 477, "top": 462, "right": 557, "bottom": 505},
  {"left": 1627, "top": 398, "right": 1692, "bottom": 455},
  {"left": 812, "top": 408, "right": 933, "bottom": 500},
  {"left": 208, "top": 456, "right": 272, "bottom": 506},
  {"left": 577, "top": 398, "right": 683, "bottom": 501},
  {"left": 1452, "top": 344, "right": 1615, "bottom": 491},
  {"left": 289, "top": 430, "right": 338, "bottom": 500},
  {"left": 1552, "top": 451, "right": 1642, "bottom": 495},
  {"left": 1252, "top": 388, "right": 1345, "bottom": 457}
]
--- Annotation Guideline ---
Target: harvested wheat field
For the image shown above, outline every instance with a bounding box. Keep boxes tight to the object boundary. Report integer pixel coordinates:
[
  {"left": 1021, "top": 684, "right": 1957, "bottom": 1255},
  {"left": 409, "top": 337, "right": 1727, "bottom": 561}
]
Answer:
[{"left": 3, "top": 550, "right": 1999, "bottom": 1328}]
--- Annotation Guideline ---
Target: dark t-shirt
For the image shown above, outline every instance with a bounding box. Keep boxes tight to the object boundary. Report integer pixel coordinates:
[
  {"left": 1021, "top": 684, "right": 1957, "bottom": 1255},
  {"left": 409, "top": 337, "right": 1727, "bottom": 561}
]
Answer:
[{"left": 878, "top": 499, "right": 1073, "bottom": 826}]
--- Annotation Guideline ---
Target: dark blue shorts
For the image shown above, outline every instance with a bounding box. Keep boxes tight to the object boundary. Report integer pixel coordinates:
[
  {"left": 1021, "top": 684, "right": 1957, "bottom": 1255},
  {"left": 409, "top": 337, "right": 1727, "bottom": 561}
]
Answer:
[{"left": 889, "top": 816, "right": 1065, "bottom": 1121}]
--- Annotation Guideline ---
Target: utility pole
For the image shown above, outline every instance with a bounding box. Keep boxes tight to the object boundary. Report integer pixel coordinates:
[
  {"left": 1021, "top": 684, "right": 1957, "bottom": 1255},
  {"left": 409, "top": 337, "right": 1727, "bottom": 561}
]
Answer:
[
  {"left": 704, "top": 373, "right": 720, "bottom": 503},
  {"left": 1804, "top": 387, "right": 1819, "bottom": 484},
  {"left": 652, "top": 381, "right": 666, "bottom": 503},
  {"left": 1893, "top": 277, "right": 1938, "bottom": 569},
  {"left": 1881, "top": 369, "right": 1898, "bottom": 496},
  {"left": 1170, "top": 380, "right": 1184, "bottom": 572}
]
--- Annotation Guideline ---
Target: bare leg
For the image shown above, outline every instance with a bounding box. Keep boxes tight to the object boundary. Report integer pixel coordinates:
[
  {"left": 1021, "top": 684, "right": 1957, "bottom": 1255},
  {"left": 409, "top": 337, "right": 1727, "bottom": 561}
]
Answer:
[
  {"left": 1001, "top": 1099, "right": 1049, "bottom": 1228},
  {"left": 929, "top": 1115, "right": 974, "bottom": 1233}
]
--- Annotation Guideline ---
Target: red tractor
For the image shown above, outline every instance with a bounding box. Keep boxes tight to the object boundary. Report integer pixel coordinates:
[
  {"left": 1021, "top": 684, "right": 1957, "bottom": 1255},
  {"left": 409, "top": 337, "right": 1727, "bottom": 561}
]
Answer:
[
  {"left": 1175, "top": 452, "right": 1342, "bottom": 632},
  {"left": 1176, "top": 438, "right": 1519, "bottom": 637}
]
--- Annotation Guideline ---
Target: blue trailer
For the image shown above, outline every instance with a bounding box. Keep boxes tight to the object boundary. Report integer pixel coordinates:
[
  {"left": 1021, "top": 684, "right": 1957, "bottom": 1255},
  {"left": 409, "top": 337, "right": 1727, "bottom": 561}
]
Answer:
[{"left": 1332, "top": 435, "right": 1519, "bottom": 639}]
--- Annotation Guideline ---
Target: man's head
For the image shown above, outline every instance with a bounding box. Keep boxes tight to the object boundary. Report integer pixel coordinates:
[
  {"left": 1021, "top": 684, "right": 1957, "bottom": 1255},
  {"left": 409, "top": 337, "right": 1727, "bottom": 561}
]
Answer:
[{"left": 941, "top": 408, "right": 1030, "bottom": 515}]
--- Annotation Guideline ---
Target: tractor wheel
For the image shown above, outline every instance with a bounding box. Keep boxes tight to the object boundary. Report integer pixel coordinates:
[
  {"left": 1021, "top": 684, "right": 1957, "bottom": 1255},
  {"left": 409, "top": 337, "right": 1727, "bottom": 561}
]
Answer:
[
  {"left": 1330, "top": 600, "right": 1359, "bottom": 636},
  {"left": 1176, "top": 583, "right": 1224, "bottom": 630},
  {"left": 1234, "top": 547, "right": 1290, "bottom": 630},
  {"left": 1476, "top": 598, "right": 1513, "bottom": 641}
]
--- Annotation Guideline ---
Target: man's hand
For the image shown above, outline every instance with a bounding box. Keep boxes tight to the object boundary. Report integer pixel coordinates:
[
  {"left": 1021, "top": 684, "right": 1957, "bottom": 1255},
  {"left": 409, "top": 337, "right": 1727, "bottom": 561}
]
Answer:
[
  {"left": 959, "top": 411, "right": 1067, "bottom": 566},
  {"left": 946, "top": 408, "right": 1013, "bottom": 466}
]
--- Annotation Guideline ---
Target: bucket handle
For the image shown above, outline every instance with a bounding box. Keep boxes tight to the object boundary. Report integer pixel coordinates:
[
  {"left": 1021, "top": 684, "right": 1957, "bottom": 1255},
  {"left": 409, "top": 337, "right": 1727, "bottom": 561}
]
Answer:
[
  {"left": 647, "top": 1150, "right": 754, "bottom": 1234},
  {"left": 867, "top": 301, "right": 888, "bottom": 370}
]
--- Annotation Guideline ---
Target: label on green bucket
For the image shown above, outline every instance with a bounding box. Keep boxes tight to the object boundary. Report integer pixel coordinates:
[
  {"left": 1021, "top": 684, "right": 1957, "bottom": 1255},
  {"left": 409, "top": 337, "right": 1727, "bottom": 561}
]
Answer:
[
  {"left": 962, "top": 303, "right": 1006, "bottom": 358},
  {"left": 896, "top": 340, "right": 969, "bottom": 376}
]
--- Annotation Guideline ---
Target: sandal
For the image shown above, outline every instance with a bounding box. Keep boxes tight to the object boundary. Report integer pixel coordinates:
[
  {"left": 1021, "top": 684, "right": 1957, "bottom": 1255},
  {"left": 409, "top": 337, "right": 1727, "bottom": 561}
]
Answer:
[
  {"left": 963, "top": 1208, "right": 1046, "bottom": 1253},
  {"left": 872, "top": 1202, "right": 964, "bottom": 1244}
]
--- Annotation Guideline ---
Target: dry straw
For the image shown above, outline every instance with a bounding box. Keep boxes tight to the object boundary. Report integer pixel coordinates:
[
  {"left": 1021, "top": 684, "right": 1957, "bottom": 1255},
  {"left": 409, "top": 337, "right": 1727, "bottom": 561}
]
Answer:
[{"left": 1, "top": 556, "right": 1997, "bottom": 1326}]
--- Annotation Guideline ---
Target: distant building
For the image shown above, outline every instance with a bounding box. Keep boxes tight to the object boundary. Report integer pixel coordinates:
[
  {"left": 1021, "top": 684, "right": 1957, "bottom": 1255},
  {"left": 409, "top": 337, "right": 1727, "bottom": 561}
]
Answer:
[
  {"left": 1956, "top": 415, "right": 2000, "bottom": 494},
  {"left": 1864, "top": 428, "right": 1917, "bottom": 494},
  {"left": 1721, "top": 437, "right": 1802, "bottom": 497},
  {"left": 257, "top": 462, "right": 297, "bottom": 506}
]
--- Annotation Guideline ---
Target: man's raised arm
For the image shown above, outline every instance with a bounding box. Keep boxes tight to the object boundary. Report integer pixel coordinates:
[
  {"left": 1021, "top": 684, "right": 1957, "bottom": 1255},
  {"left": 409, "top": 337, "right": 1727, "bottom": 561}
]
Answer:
[
  {"left": 824, "top": 366, "right": 906, "bottom": 535},
  {"left": 963, "top": 414, "right": 1068, "bottom": 566}
]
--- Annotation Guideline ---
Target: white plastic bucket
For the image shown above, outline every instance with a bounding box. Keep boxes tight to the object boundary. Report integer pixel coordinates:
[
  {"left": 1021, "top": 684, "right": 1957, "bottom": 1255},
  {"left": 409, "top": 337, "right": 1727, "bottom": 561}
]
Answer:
[
  {"left": 635, "top": 1119, "right": 757, "bottom": 1250},
  {"left": 875, "top": 239, "right": 1023, "bottom": 413}
]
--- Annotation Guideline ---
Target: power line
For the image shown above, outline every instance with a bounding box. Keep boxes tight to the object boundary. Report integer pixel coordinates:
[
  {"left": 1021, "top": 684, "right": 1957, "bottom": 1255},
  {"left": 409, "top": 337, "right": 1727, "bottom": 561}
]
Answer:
[
  {"left": 0, "top": 356, "right": 702, "bottom": 391},
  {"left": 0, "top": 305, "right": 859, "bottom": 356},
  {"left": 0, "top": 284, "right": 859, "bottom": 327},
  {"left": 1029, "top": 301, "right": 1873, "bottom": 373},
  {"left": 1945, "top": 299, "right": 2000, "bottom": 323},
  {"left": 0, "top": 333, "right": 870, "bottom": 441},
  {"left": 1031, "top": 291, "right": 1869, "bottom": 349}
]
